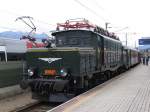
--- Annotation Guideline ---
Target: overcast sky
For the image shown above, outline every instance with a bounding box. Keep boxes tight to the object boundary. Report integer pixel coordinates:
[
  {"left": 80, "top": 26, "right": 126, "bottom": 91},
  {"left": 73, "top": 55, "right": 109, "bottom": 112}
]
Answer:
[{"left": 0, "top": 0, "right": 150, "bottom": 47}]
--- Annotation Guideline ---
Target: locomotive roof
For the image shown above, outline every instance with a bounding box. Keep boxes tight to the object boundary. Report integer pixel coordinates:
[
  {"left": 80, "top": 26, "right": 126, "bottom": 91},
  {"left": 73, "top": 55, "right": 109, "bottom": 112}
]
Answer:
[{"left": 52, "top": 29, "right": 121, "bottom": 44}]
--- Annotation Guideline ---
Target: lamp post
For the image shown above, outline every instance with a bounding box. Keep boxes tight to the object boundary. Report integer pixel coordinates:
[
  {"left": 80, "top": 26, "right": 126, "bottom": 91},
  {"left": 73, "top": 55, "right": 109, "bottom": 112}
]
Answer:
[
  {"left": 112, "top": 27, "right": 129, "bottom": 46},
  {"left": 134, "top": 40, "right": 137, "bottom": 48},
  {"left": 124, "top": 32, "right": 138, "bottom": 47}
]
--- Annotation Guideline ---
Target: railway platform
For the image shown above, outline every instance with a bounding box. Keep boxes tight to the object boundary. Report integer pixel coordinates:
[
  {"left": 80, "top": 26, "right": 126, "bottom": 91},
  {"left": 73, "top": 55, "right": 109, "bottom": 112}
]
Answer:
[
  {"left": 0, "top": 85, "right": 25, "bottom": 100},
  {"left": 48, "top": 64, "right": 150, "bottom": 112}
]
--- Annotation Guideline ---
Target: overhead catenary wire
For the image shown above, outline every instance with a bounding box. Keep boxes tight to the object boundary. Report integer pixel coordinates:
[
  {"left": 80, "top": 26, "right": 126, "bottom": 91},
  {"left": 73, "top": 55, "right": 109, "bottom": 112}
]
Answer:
[
  {"left": 92, "top": 0, "right": 105, "bottom": 11},
  {"left": 0, "top": 3, "right": 126, "bottom": 33},
  {"left": 73, "top": 0, "right": 120, "bottom": 30},
  {"left": 0, "top": 9, "right": 57, "bottom": 36},
  {"left": 84, "top": 0, "right": 131, "bottom": 32},
  {"left": 91, "top": 0, "right": 114, "bottom": 24},
  {"left": 73, "top": 0, "right": 107, "bottom": 22},
  {"left": 0, "top": 4, "right": 107, "bottom": 29},
  {"left": 0, "top": 9, "right": 55, "bottom": 27},
  {"left": 88, "top": 0, "right": 112, "bottom": 19}
]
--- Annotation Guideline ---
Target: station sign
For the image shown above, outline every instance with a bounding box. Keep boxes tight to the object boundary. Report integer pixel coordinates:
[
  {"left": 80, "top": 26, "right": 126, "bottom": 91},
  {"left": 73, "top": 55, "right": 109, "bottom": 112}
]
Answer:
[
  {"left": 139, "top": 39, "right": 150, "bottom": 45},
  {"left": 0, "top": 46, "right": 6, "bottom": 52}
]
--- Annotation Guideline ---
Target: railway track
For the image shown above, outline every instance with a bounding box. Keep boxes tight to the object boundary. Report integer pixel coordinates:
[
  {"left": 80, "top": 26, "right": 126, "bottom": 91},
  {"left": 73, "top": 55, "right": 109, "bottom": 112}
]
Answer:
[{"left": 11, "top": 101, "right": 59, "bottom": 112}]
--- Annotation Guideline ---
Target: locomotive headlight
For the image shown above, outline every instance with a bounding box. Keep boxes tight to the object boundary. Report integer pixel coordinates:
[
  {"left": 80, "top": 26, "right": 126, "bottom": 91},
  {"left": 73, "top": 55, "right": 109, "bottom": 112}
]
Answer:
[
  {"left": 28, "top": 69, "right": 34, "bottom": 76},
  {"left": 60, "top": 68, "right": 68, "bottom": 77}
]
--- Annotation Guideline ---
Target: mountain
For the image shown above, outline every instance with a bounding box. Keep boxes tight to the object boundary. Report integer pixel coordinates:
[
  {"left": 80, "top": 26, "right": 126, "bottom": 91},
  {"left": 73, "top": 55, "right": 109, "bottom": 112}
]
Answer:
[{"left": 0, "top": 31, "right": 49, "bottom": 39}]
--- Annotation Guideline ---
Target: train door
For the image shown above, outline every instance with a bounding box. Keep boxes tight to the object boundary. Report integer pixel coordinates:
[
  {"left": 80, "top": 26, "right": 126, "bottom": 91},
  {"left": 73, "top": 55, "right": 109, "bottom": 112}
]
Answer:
[
  {"left": 128, "top": 49, "right": 131, "bottom": 68},
  {"left": 122, "top": 48, "right": 128, "bottom": 69}
]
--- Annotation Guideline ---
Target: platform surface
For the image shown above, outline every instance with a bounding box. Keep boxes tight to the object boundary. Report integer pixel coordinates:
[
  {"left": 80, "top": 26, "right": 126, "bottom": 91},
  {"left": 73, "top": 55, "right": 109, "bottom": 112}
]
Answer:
[
  {"left": 0, "top": 85, "right": 24, "bottom": 100},
  {"left": 48, "top": 64, "right": 150, "bottom": 112}
]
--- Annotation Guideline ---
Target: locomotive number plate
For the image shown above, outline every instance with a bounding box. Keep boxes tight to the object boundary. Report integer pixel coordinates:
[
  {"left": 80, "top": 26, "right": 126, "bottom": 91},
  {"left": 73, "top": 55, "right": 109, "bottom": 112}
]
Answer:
[{"left": 44, "top": 69, "right": 56, "bottom": 75}]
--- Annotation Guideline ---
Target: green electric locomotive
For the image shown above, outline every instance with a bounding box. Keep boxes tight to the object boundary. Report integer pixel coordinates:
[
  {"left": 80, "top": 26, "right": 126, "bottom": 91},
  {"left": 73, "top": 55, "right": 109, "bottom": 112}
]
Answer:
[{"left": 21, "top": 19, "right": 124, "bottom": 102}]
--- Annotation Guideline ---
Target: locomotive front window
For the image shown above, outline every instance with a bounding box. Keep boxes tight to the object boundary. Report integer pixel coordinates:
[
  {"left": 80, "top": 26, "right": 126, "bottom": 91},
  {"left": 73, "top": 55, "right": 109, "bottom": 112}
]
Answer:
[
  {"left": 56, "top": 36, "right": 92, "bottom": 47},
  {"left": 54, "top": 31, "right": 94, "bottom": 47},
  {"left": 56, "top": 36, "right": 66, "bottom": 46}
]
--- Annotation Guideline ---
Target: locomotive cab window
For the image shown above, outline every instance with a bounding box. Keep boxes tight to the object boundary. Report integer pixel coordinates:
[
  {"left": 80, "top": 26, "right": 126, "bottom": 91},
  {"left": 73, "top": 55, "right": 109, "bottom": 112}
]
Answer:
[{"left": 53, "top": 30, "right": 95, "bottom": 47}]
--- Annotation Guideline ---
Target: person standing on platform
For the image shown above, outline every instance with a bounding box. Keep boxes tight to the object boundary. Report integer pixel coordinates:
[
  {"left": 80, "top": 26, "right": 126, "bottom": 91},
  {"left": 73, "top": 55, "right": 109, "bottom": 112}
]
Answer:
[
  {"left": 146, "top": 56, "right": 149, "bottom": 66},
  {"left": 142, "top": 56, "right": 145, "bottom": 65}
]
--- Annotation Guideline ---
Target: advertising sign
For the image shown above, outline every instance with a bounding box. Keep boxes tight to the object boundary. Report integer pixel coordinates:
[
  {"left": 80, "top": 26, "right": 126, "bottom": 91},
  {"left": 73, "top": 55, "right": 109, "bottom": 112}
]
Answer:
[{"left": 139, "top": 39, "right": 150, "bottom": 45}]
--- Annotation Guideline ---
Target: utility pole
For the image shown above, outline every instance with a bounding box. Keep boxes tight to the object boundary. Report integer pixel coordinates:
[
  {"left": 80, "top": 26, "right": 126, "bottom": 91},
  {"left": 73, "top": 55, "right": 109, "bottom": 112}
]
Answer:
[
  {"left": 125, "top": 32, "right": 127, "bottom": 46},
  {"left": 134, "top": 41, "right": 136, "bottom": 48},
  {"left": 105, "top": 22, "right": 110, "bottom": 30}
]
